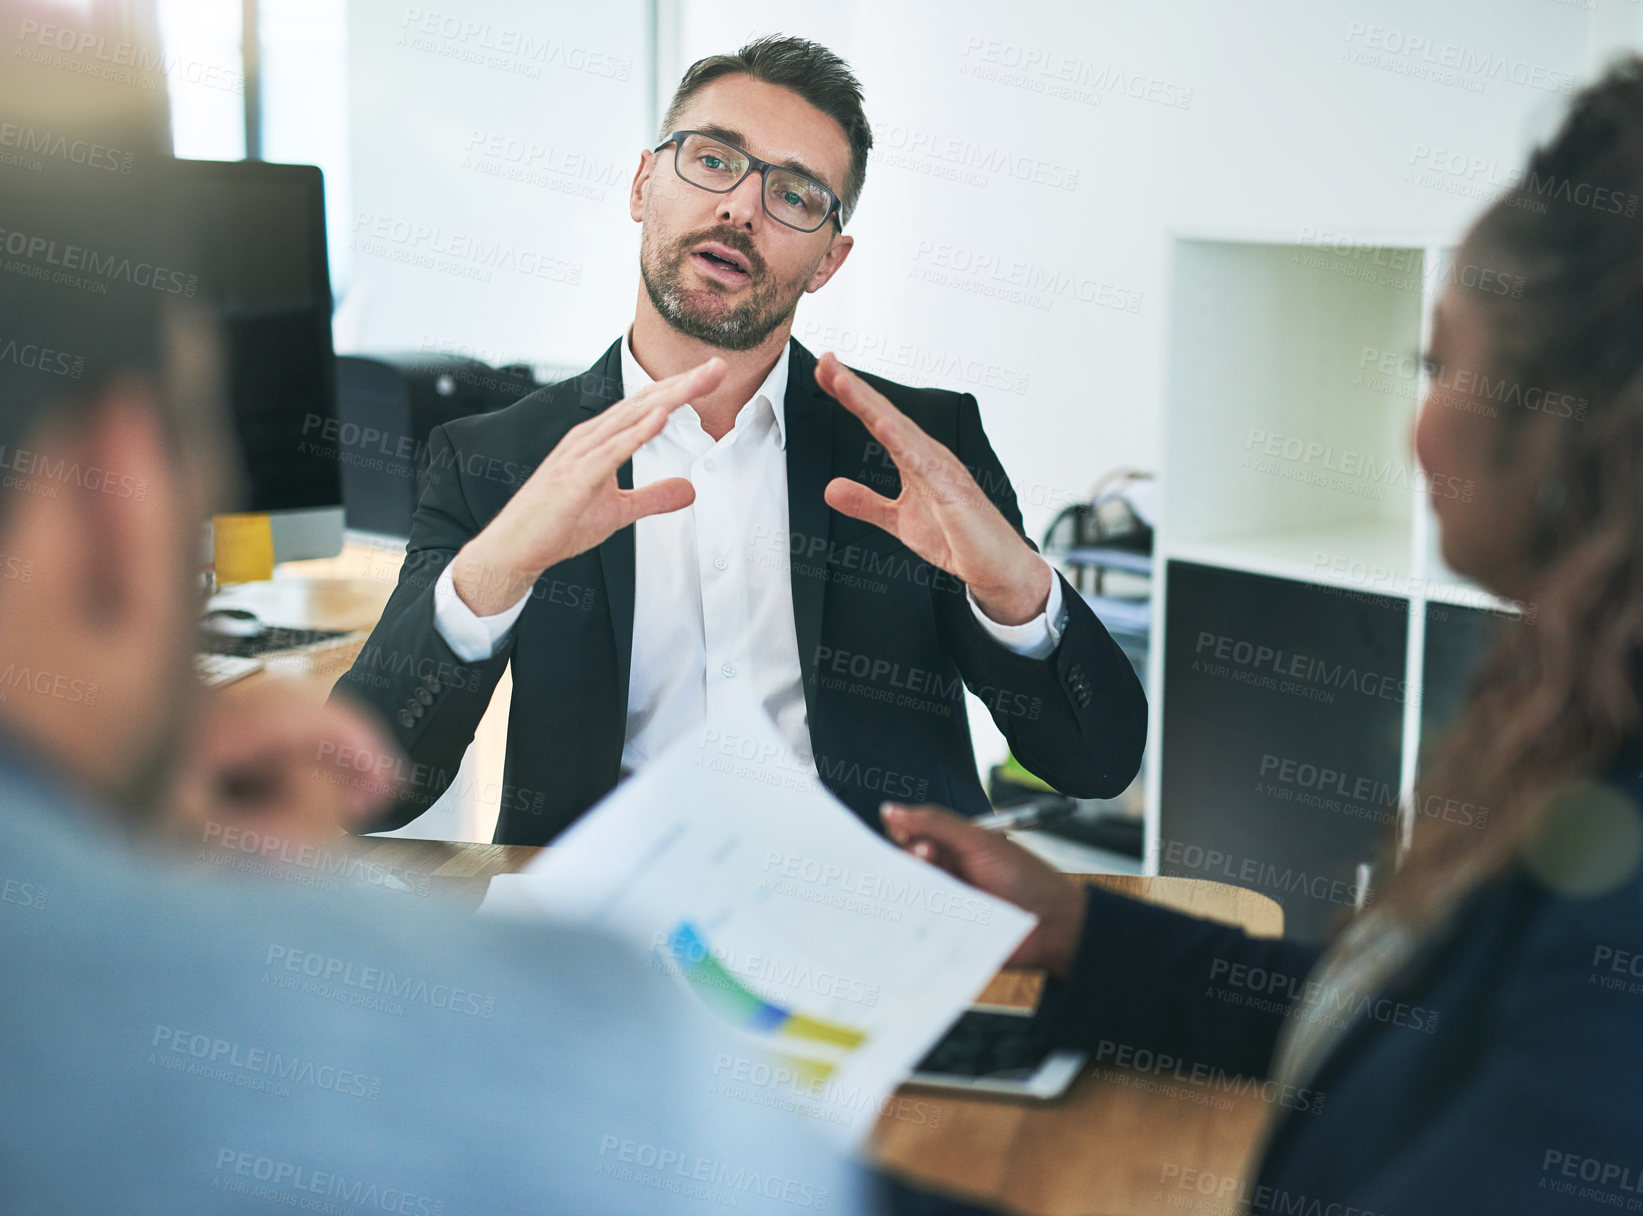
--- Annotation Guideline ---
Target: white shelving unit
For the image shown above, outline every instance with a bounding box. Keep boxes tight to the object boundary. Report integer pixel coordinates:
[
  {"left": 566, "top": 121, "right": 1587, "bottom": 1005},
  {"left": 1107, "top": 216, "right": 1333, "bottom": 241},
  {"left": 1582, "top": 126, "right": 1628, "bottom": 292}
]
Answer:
[{"left": 1142, "top": 232, "right": 1514, "bottom": 928}]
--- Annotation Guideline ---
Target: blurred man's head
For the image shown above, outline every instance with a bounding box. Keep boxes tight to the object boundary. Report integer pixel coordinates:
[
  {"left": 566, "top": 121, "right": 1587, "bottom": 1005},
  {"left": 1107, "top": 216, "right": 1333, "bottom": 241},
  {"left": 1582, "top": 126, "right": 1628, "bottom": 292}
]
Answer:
[
  {"left": 630, "top": 36, "right": 870, "bottom": 351},
  {"left": 0, "top": 11, "right": 230, "bottom": 818}
]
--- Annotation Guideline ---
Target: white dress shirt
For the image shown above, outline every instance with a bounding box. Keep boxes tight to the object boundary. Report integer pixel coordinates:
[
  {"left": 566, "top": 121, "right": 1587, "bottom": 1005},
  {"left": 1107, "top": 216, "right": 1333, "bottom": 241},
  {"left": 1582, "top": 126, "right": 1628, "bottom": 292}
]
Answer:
[{"left": 432, "top": 332, "right": 1066, "bottom": 773}]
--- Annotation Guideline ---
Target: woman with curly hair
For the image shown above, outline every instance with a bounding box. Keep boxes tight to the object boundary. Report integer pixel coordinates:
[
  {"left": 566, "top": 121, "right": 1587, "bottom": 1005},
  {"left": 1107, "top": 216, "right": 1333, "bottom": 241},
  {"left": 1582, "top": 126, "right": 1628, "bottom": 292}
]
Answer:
[{"left": 886, "top": 58, "right": 1643, "bottom": 1216}]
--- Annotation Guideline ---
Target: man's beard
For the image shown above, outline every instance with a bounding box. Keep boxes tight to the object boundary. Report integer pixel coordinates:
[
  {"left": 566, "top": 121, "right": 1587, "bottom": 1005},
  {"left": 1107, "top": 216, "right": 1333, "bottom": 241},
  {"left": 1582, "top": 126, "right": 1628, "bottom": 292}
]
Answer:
[{"left": 641, "top": 224, "right": 806, "bottom": 352}]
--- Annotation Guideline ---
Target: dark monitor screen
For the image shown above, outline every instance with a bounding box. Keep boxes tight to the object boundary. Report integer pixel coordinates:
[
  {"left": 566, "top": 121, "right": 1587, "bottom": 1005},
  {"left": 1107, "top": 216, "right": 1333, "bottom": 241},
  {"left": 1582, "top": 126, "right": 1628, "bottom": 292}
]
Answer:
[{"left": 156, "top": 157, "right": 340, "bottom": 514}]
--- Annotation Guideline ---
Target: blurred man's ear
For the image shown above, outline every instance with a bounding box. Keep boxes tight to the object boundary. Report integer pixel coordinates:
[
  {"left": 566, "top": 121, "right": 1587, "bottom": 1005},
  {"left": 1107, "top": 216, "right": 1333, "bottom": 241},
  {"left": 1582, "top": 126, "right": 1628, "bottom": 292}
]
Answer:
[{"left": 67, "top": 384, "right": 189, "bottom": 629}]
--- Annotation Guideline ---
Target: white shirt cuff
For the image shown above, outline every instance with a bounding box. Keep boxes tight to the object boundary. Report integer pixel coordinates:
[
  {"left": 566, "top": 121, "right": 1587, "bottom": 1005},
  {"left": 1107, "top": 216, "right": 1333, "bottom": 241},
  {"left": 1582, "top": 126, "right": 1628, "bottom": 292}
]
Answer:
[
  {"left": 967, "top": 559, "right": 1066, "bottom": 660},
  {"left": 432, "top": 561, "right": 529, "bottom": 663}
]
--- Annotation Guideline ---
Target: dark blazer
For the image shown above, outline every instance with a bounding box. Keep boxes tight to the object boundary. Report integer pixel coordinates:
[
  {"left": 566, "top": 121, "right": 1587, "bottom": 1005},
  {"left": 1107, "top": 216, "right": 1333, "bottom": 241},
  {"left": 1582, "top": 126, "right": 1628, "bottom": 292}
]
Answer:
[
  {"left": 1029, "top": 756, "right": 1643, "bottom": 1214},
  {"left": 334, "top": 338, "right": 1146, "bottom": 844}
]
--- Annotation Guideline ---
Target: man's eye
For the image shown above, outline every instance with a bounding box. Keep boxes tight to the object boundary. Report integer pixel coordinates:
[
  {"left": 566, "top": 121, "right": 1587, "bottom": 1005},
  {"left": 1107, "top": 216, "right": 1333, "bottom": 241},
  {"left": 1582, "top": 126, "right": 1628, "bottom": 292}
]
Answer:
[
  {"left": 781, "top": 191, "right": 804, "bottom": 207},
  {"left": 701, "top": 156, "right": 724, "bottom": 170}
]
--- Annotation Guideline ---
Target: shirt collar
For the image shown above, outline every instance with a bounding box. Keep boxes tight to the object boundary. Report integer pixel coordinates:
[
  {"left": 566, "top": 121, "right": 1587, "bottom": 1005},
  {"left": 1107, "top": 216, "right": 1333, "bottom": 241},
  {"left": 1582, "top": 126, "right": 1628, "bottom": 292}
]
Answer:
[{"left": 620, "top": 330, "right": 791, "bottom": 449}]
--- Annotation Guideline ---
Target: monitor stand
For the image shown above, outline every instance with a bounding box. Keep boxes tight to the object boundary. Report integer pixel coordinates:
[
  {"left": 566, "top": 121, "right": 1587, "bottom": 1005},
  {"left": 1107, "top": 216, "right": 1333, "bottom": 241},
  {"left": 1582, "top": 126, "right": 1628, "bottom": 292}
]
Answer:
[{"left": 269, "top": 506, "right": 345, "bottom": 563}]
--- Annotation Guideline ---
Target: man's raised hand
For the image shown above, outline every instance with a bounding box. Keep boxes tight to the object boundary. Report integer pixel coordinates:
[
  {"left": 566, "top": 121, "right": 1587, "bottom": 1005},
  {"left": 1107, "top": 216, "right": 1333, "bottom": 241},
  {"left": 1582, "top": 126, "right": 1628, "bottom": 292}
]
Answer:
[
  {"left": 452, "top": 358, "right": 724, "bottom": 616},
  {"left": 815, "top": 353, "right": 1051, "bottom": 625}
]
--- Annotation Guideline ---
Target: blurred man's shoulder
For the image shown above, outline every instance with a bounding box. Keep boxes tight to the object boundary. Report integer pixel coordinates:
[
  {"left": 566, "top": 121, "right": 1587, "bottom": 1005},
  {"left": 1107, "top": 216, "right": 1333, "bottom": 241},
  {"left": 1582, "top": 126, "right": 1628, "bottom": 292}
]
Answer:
[{"left": 0, "top": 757, "right": 870, "bottom": 1214}]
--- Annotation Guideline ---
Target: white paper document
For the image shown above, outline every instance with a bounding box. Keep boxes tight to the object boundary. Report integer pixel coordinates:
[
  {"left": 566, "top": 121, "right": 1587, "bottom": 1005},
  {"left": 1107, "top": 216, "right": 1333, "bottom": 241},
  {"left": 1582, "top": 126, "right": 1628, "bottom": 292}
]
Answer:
[{"left": 484, "top": 700, "right": 1036, "bottom": 1144}]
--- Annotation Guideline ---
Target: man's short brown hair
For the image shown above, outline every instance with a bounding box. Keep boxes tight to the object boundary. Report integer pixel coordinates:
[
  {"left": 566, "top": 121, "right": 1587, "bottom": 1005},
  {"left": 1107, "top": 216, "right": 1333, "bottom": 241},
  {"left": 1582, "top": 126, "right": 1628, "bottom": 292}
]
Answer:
[{"left": 660, "top": 35, "right": 872, "bottom": 226}]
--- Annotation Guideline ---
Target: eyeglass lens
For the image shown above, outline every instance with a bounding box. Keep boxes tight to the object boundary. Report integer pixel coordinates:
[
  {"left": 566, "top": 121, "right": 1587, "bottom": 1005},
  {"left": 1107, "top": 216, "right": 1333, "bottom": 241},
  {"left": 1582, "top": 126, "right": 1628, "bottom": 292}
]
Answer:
[{"left": 676, "top": 133, "right": 834, "bottom": 232}]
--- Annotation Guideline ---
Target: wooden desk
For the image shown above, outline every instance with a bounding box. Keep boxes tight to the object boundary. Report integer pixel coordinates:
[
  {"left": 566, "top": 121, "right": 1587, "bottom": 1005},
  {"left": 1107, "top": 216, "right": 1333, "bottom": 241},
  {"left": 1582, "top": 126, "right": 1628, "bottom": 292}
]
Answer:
[
  {"left": 874, "top": 875, "right": 1279, "bottom": 1216},
  {"left": 359, "top": 837, "right": 1283, "bottom": 1216},
  {"left": 236, "top": 553, "right": 1287, "bottom": 1214}
]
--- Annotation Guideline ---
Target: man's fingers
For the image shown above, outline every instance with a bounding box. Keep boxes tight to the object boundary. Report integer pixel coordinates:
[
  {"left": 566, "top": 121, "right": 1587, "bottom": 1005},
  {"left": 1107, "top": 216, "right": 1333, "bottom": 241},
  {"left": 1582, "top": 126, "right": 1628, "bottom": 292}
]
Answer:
[
  {"left": 823, "top": 477, "right": 898, "bottom": 533},
  {"left": 201, "top": 678, "right": 338, "bottom": 768},
  {"left": 207, "top": 689, "right": 404, "bottom": 827},
  {"left": 602, "top": 357, "right": 725, "bottom": 440},
  {"left": 629, "top": 356, "right": 726, "bottom": 415},
  {"left": 309, "top": 702, "right": 408, "bottom": 821},
  {"left": 817, "top": 352, "right": 947, "bottom": 483},
  {"left": 621, "top": 476, "right": 695, "bottom": 523},
  {"left": 590, "top": 404, "right": 672, "bottom": 472},
  {"left": 816, "top": 352, "right": 911, "bottom": 445},
  {"left": 815, "top": 352, "right": 896, "bottom": 431}
]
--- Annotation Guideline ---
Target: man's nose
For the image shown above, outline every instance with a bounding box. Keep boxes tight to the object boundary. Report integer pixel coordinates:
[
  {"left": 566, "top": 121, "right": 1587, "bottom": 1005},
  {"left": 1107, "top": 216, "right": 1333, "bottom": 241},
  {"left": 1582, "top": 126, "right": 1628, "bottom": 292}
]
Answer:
[{"left": 716, "top": 171, "right": 764, "bottom": 230}]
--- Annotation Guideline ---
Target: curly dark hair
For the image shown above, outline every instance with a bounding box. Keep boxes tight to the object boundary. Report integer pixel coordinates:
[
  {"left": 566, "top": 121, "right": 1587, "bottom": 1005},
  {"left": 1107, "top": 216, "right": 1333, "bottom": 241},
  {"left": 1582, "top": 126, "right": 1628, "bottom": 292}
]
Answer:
[{"left": 1399, "top": 57, "right": 1643, "bottom": 916}]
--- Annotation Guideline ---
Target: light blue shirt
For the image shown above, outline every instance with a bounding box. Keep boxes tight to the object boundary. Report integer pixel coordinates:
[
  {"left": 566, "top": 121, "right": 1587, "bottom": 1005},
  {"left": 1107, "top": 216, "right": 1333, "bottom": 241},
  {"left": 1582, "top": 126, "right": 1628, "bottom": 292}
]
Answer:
[{"left": 0, "top": 739, "right": 874, "bottom": 1214}]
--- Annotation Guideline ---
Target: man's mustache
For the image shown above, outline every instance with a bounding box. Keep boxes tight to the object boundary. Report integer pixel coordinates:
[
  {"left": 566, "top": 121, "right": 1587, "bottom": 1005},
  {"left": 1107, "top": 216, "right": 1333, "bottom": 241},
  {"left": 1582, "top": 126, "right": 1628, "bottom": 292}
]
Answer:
[{"left": 674, "top": 227, "right": 766, "bottom": 279}]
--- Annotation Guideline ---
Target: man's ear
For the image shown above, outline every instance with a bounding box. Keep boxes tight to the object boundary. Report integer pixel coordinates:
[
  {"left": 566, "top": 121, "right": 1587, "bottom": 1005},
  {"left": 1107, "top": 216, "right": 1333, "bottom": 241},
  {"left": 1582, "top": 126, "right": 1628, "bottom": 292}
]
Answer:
[
  {"left": 68, "top": 386, "right": 181, "bottom": 630},
  {"left": 629, "top": 149, "right": 657, "bottom": 223},
  {"left": 805, "top": 232, "right": 854, "bottom": 294}
]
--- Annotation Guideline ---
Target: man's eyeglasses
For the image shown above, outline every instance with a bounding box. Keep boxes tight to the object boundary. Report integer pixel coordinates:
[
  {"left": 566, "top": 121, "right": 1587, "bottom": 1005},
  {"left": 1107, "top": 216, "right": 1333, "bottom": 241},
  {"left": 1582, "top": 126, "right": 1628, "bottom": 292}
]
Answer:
[{"left": 653, "top": 130, "right": 843, "bottom": 234}]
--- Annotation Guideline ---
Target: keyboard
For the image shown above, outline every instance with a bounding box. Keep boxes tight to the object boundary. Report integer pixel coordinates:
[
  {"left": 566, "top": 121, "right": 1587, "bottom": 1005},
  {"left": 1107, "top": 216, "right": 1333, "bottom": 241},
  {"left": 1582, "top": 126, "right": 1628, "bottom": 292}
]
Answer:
[
  {"left": 194, "top": 653, "right": 265, "bottom": 687},
  {"left": 198, "top": 625, "right": 351, "bottom": 659},
  {"left": 908, "top": 1006, "right": 1088, "bottom": 1100}
]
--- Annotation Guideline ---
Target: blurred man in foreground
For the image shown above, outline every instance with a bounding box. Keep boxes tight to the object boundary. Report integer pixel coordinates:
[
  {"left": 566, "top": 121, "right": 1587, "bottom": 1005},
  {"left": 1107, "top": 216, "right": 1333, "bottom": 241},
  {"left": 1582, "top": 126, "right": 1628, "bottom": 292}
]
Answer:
[{"left": 0, "top": 15, "right": 873, "bottom": 1211}]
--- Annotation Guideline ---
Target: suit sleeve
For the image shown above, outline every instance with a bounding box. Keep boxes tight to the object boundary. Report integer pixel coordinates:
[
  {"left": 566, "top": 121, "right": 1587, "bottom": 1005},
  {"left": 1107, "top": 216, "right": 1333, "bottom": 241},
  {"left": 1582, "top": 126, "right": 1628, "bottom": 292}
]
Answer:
[
  {"left": 330, "top": 424, "right": 516, "bottom": 832},
  {"left": 933, "top": 393, "right": 1148, "bottom": 799},
  {"left": 1037, "top": 885, "right": 1325, "bottom": 1079}
]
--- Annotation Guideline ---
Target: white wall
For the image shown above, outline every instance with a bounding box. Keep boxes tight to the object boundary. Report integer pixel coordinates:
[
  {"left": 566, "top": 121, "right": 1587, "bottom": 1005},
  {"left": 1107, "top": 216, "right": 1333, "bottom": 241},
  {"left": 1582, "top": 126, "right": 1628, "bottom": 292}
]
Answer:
[
  {"left": 338, "top": 0, "right": 653, "bottom": 366},
  {"left": 675, "top": 0, "right": 1594, "bottom": 543}
]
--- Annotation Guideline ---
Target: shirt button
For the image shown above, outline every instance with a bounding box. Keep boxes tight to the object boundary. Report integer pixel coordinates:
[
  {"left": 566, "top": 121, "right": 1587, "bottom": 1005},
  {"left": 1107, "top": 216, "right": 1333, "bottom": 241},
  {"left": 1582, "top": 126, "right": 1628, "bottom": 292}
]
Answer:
[
  {"left": 714, "top": 555, "right": 729, "bottom": 571},
  {"left": 721, "top": 663, "right": 736, "bottom": 678},
  {"left": 702, "top": 458, "right": 716, "bottom": 473}
]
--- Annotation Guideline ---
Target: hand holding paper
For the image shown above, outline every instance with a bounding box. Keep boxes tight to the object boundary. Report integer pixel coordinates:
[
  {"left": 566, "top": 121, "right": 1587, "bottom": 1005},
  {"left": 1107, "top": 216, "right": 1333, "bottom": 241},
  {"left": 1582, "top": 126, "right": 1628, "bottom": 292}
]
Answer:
[{"left": 882, "top": 803, "right": 1088, "bottom": 978}]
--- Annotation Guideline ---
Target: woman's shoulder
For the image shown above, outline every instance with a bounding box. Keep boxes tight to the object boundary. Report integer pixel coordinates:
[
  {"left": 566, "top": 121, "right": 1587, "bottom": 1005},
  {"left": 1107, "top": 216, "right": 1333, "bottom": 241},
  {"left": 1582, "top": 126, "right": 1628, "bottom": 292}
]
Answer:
[{"left": 1483, "top": 765, "right": 1643, "bottom": 1045}]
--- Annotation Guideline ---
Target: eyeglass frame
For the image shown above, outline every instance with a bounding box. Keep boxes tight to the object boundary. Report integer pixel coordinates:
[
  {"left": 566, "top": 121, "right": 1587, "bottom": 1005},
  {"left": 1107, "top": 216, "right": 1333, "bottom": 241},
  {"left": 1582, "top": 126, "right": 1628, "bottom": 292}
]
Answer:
[{"left": 651, "top": 129, "right": 845, "bottom": 234}]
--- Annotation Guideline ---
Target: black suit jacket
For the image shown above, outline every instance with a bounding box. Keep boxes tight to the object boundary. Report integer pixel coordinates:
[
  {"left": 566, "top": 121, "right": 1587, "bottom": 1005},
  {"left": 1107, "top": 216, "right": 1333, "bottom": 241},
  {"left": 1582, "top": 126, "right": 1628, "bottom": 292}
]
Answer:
[
  {"left": 334, "top": 338, "right": 1146, "bottom": 844},
  {"left": 1026, "top": 754, "right": 1643, "bottom": 1214}
]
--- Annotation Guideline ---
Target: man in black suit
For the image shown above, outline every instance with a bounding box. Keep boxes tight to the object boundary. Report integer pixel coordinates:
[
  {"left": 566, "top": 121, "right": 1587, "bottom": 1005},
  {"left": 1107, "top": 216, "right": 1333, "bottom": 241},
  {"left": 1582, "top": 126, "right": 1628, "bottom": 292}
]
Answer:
[{"left": 336, "top": 36, "right": 1146, "bottom": 845}]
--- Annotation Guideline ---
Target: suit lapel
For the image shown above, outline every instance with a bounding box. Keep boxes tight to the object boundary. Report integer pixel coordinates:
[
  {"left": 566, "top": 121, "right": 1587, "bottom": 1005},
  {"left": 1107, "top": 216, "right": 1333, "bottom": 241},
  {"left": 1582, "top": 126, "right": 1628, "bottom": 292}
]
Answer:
[
  {"left": 783, "top": 340, "right": 834, "bottom": 730},
  {"left": 576, "top": 340, "right": 637, "bottom": 709}
]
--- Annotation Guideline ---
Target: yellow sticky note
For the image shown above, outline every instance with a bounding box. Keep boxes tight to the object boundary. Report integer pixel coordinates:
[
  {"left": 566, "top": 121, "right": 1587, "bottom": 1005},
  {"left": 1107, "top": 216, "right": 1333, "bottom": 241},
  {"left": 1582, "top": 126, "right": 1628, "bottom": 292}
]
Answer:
[{"left": 212, "top": 513, "right": 275, "bottom": 584}]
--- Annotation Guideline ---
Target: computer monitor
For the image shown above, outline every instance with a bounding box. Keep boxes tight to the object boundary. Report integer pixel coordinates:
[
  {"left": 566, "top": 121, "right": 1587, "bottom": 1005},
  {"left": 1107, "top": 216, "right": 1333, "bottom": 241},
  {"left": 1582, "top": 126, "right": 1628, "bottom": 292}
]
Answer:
[{"left": 155, "top": 157, "right": 343, "bottom": 562}]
